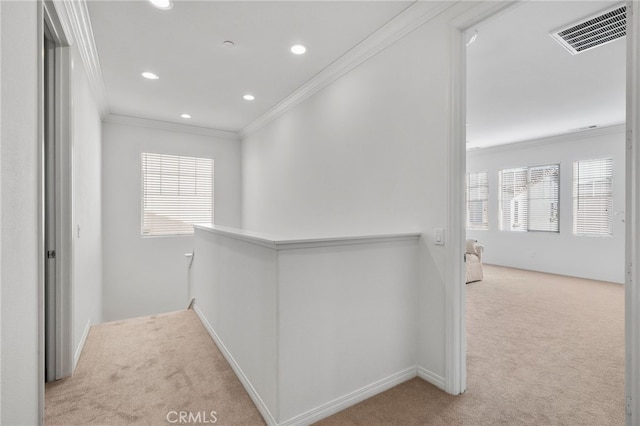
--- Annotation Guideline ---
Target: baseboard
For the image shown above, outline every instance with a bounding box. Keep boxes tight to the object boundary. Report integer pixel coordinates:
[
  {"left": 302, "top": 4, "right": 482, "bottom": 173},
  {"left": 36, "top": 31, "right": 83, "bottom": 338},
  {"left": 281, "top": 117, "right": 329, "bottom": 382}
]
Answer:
[
  {"left": 193, "top": 304, "right": 443, "bottom": 426},
  {"left": 73, "top": 319, "right": 92, "bottom": 371},
  {"left": 279, "top": 366, "right": 417, "bottom": 426},
  {"left": 192, "top": 305, "right": 278, "bottom": 426},
  {"left": 417, "top": 366, "right": 446, "bottom": 391}
]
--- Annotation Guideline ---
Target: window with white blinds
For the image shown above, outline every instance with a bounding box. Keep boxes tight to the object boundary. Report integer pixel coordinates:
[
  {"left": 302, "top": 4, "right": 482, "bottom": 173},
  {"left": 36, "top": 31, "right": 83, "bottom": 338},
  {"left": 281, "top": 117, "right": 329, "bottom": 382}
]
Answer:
[
  {"left": 141, "top": 153, "right": 213, "bottom": 236},
  {"left": 499, "top": 164, "right": 559, "bottom": 233},
  {"left": 573, "top": 158, "right": 613, "bottom": 236},
  {"left": 466, "top": 171, "right": 489, "bottom": 230}
]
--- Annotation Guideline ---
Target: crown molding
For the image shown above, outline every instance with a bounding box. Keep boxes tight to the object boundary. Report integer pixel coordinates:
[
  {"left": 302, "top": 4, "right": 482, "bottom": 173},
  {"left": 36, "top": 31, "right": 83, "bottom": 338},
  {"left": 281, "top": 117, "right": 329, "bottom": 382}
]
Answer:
[
  {"left": 104, "top": 114, "right": 241, "bottom": 141},
  {"left": 467, "top": 123, "right": 626, "bottom": 156},
  {"left": 238, "top": 1, "right": 455, "bottom": 139},
  {"left": 44, "top": 1, "right": 71, "bottom": 46},
  {"left": 53, "top": 0, "right": 110, "bottom": 118}
]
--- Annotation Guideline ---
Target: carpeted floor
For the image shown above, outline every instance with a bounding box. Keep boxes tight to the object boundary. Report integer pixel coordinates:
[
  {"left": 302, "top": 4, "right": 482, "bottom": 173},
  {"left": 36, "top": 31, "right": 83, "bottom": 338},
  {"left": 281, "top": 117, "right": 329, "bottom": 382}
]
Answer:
[
  {"left": 317, "top": 265, "right": 625, "bottom": 425},
  {"left": 45, "top": 310, "right": 265, "bottom": 426},
  {"left": 46, "top": 265, "right": 624, "bottom": 425}
]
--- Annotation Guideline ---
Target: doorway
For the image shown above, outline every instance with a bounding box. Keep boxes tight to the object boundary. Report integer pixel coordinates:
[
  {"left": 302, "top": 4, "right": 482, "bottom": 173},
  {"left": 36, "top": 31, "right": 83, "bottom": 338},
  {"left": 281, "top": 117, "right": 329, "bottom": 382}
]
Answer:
[
  {"left": 43, "top": 1, "right": 74, "bottom": 383},
  {"left": 450, "top": 0, "right": 640, "bottom": 423},
  {"left": 44, "top": 24, "right": 56, "bottom": 383}
]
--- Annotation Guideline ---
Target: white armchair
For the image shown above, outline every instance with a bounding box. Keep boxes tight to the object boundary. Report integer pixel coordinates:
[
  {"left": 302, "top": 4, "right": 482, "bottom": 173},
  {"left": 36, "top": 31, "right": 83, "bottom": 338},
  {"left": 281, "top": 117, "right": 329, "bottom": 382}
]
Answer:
[{"left": 465, "top": 239, "right": 484, "bottom": 283}]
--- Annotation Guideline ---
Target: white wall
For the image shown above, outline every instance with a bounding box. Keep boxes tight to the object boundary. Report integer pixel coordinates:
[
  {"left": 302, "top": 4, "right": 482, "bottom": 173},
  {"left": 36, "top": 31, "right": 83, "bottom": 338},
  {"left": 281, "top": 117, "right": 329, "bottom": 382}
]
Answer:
[
  {"left": 193, "top": 227, "right": 419, "bottom": 424},
  {"left": 71, "top": 46, "right": 103, "bottom": 363},
  {"left": 0, "top": 1, "right": 41, "bottom": 424},
  {"left": 277, "top": 239, "right": 418, "bottom": 423},
  {"left": 102, "top": 121, "right": 242, "bottom": 321},
  {"left": 194, "top": 229, "right": 278, "bottom": 420},
  {"left": 242, "top": 3, "right": 473, "bottom": 384},
  {"left": 0, "top": 2, "right": 3, "bottom": 419},
  {"left": 467, "top": 126, "right": 626, "bottom": 283}
]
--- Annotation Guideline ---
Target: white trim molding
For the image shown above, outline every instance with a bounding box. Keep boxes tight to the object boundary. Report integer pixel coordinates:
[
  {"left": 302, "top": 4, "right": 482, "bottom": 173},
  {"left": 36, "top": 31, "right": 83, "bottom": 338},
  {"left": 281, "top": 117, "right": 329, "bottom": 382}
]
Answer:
[
  {"left": 44, "top": 0, "right": 76, "bottom": 382},
  {"left": 53, "top": 0, "right": 109, "bottom": 118},
  {"left": 625, "top": 1, "right": 640, "bottom": 424},
  {"left": 445, "top": 20, "right": 466, "bottom": 396},
  {"left": 239, "top": 1, "right": 456, "bottom": 139},
  {"left": 194, "top": 303, "right": 428, "bottom": 426},
  {"left": 445, "top": 0, "right": 518, "bottom": 397},
  {"left": 73, "top": 320, "right": 91, "bottom": 371},
  {"left": 417, "top": 367, "right": 446, "bottom": 391},
  {"left": 279, "top": 367, "right": 417, "bottom": 426},
  {"left": 54, "top": 44, "right": 75, "bottom": 380},
  {"left": 195, "top": 224, "right": 420, "bottom": 251},
  {"left": 470, "top": 123, "right": 626, "bottom": 155},
  {"left": 104, "top": 114, "right": 241, "bottom": 141},
  {"left": 193, "top": 305, "right": 278, "bottom": 426}
]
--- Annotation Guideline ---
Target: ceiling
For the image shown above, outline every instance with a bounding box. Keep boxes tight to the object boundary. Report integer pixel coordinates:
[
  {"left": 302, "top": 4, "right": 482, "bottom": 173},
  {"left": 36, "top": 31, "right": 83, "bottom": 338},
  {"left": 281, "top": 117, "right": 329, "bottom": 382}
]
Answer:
[
  {"left": 466, "top": 0, "right": 626, "bottom": 149},
  {"left": 86, "top": 1, "right": 626, "bottom": 146},
  {"left": 87, "top": 0, "right": 412, "bottom": 132}
]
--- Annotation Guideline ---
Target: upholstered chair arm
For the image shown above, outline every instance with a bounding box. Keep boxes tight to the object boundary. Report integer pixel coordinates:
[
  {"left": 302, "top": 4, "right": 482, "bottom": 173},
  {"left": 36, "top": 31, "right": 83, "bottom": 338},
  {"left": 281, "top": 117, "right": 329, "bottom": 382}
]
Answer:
[{"left": 475, "top": 244, "right": 484, "bottom": 262}]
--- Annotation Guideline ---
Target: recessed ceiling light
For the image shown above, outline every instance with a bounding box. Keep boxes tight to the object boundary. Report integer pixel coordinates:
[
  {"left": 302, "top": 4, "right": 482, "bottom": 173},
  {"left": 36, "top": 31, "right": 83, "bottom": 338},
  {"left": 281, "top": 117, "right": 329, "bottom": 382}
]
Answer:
[
  {"left": 142, "top": 72, "right": 159, "bottom": 80},
  {"left": 181, "top": 113, "right": 191, "bottom": 119},
  {"left": 223, "top": 41, "right": 235, "bottom": 48},
  {"left": 148, "top": 0, "right": 173, "bottom": 10},
  {"left": 290, "top": 44, "right": 307, "bottom": 55},
  {"left": 243, "top": 94, "right": 255, "bottom": 101}
]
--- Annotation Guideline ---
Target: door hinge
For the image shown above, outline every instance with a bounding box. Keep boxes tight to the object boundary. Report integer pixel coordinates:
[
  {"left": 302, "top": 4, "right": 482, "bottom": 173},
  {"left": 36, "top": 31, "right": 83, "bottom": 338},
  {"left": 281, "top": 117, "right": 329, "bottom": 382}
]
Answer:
[
  {"left": 627, "top": 396, "right": 632, "bottom": 416},
  {"left": 47, "top": 250, "right": 56, "bottom": 259}
]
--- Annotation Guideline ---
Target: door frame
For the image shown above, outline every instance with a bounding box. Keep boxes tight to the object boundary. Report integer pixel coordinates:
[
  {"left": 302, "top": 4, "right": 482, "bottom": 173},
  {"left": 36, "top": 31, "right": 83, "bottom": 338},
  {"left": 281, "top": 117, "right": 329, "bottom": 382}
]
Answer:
[
  {"left": 445, "top": 0, "right": 515, "bottom": 395},
  {"left": 625, "top": 1, "right": 640, "bottom": 422},
  {"left": 42, "top": 0, "right": 74, "bottom": 381},
  {"left": 446, "top": 4, "right": 640, "bottom": 423}
]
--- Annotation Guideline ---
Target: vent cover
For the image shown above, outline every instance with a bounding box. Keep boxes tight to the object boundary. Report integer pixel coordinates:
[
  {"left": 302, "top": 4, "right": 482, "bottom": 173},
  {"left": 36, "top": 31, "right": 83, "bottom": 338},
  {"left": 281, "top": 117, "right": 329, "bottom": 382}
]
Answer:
[{"left": 551, "top": 4, "right": 626, "bottom": 55}]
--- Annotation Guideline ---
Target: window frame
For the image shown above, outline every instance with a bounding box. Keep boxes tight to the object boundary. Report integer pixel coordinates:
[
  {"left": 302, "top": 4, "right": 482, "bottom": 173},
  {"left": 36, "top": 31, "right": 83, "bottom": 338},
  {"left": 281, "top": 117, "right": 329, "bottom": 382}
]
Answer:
[
  {"left": 140, "top": 152, "right": 214, "bottom": 237},
  {"left": 498, "top": 163, "right": 560, "bottom": 233},
  {"left": 572, "top": 157, "right": 613, "bottom": 237},
  {"left": 466, "top": 171, "right": 489, "bottom": 231}
]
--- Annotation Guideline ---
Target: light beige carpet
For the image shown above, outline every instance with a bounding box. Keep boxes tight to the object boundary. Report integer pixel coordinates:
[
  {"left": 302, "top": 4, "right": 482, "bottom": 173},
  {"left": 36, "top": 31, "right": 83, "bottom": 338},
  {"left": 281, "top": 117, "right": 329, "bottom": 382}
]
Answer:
[
  {"left": 317, "top": 265, "right": 625, "bottom": 425},
  {"left": 47, "top": 265, "right": 624, "bottom": 425},
  {"left": 45, "top": 310, "right": 265, "bottom": 426}
]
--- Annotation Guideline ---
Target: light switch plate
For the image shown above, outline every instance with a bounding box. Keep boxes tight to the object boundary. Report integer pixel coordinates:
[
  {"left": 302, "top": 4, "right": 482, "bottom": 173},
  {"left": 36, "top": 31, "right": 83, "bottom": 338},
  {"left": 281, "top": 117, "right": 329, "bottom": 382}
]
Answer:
[{"left": 434, "top": 228, "right": 444, "bottom": 246}]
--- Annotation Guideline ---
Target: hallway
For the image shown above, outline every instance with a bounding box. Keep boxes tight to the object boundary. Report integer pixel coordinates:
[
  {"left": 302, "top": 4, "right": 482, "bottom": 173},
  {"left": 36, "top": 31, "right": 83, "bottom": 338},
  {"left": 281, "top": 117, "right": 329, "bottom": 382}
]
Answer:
[
  {"left": 46, "top": 265, "right": 624, "bottom": 425},
  {"left": 45, "top": 310, "right": 264, "bottom": 425}
]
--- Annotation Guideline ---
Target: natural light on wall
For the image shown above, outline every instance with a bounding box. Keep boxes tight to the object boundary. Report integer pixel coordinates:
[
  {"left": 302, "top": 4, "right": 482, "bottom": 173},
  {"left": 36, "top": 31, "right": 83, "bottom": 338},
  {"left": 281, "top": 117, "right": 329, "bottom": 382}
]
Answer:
[{"left": 141, "top": 153, "right": 213, "bottom": 236}]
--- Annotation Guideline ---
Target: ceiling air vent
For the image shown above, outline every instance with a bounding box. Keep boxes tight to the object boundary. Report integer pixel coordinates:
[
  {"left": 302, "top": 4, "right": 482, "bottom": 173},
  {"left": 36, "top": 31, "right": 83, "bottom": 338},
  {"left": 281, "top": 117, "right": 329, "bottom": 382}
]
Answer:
[{"left": 550, "top": 4, "right": 626, "bottom": 55}]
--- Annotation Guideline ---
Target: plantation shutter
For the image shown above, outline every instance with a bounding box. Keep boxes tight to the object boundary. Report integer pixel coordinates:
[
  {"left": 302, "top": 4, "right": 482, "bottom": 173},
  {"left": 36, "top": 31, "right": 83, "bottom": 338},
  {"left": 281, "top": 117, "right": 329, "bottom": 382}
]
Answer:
[
  {"left": 573, "top": 158, "right": 613, "bottom": 236},
  {"left": 466, "top": 171, "right": 489, "bottom": 230},
  {"left": 141, "top": 153, "right": 213, "bottom": 236}
]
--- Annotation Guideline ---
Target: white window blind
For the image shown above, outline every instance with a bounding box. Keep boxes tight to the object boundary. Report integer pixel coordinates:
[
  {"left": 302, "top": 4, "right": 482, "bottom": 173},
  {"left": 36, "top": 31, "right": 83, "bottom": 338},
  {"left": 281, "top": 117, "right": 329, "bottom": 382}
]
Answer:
[
  {"left": 573, "top": 158, "right": 613, "bottom": 236},
  {"left": 141, "top": 153, "right": 213, "bottom": 236},
  {"left": 466, "top": 171, "right": 489, "bottom": 230},
  {"left": 499, "top": 164, "right": 559, "bottom": 233}
]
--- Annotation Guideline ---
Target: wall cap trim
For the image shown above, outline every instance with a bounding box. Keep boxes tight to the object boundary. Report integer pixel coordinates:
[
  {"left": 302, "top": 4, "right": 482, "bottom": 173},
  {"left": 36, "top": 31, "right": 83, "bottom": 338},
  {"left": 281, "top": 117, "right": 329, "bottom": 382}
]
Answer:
[{"left": 195, "top": 224, "right": 420, "bottom": 251}]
